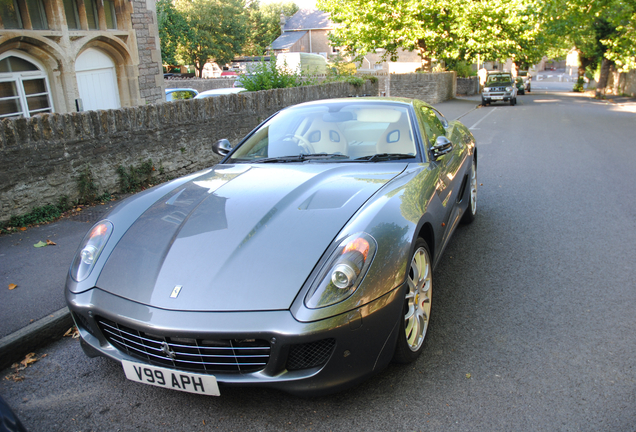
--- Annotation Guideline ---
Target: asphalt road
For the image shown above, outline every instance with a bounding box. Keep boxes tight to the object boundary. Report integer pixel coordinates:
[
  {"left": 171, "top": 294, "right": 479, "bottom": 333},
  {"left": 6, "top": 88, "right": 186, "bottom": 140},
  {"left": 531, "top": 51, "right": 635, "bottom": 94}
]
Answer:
[{"left": 2, "top": 92, "right": 635, "bottom": 431}]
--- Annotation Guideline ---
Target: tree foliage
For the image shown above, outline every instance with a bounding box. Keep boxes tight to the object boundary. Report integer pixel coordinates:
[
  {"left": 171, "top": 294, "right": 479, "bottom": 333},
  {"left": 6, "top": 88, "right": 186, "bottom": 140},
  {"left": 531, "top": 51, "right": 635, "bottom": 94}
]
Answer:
[
  {"left": 156, "top": 0, "right": 190, "bottom": 67},
  {"left": 541, "top": 0, "right": 635, "bottom": 94},
  {"left": 171, "top": 0, "right": 248, "bottom": 77},
  {"left": 316, "top": 0, "right": 543, "bottom": 71},
  {"left": 157, "top": 0, "right": 300, "bottom": 74},
  {"left": 244, "top": 1, "right": 299, "bottom": 56}
]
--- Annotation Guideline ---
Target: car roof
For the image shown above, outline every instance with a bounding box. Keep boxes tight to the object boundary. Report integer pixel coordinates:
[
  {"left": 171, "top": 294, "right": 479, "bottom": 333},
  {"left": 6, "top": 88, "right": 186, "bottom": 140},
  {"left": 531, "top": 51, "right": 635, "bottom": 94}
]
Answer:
[
  {"left": 194, "top": 88, "right": 247, "bottom": 99},
  {"left": 288, "top": 97, "right": 420, "bottom": 109},
  {"left": 165, "top": 88, "right": 199, "bottom": 95}
]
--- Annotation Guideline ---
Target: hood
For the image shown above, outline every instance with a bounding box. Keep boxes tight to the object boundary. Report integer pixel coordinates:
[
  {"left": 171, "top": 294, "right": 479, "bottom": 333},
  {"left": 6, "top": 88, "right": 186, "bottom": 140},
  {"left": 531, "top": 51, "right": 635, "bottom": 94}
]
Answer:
[{"left": 96, "top": 163, "right": 406, "bottom": 311}]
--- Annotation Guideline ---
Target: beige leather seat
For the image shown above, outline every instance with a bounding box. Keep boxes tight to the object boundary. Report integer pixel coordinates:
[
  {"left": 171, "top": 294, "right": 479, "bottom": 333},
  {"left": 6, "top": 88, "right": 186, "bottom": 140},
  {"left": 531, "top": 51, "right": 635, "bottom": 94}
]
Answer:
[
  {"left": 375, "top": 113, "right": 416, "bottom": 155},
  {"left": 303, "top": 118, "right": 348, "bottom": 155}
]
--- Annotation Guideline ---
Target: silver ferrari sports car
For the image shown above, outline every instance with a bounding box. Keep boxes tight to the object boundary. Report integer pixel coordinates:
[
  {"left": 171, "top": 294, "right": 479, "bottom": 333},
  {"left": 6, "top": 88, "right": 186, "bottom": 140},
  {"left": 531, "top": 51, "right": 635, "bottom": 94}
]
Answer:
[{"left": 66, "top": 97, "right": 477, "bottom": 396}]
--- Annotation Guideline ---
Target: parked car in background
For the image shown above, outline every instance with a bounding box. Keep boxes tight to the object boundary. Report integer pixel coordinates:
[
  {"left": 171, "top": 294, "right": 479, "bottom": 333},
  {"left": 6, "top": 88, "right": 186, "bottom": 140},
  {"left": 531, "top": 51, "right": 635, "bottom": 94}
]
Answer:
[
  {"left": 276, "top": 52, "right": 328, "bottom": 74},
  {"left": 482, "top": 72, "right": 517, "bottom": 106},
  {"left": 202, "top": 62, "right": 222, "bottom": 78},
  {"left": 65, "top": 97, "right": 478, "bottom": 397},
  {"left": 515, "top": 77, "right": 527, "bottom": 95},
  {"left": 518, "top": 71, "right": 531, "bottom": 93},
  {"left": 193, "top": 88, "right": 247, "bottom": 99},
  {"left": 165, "top": 88, "right": 198, "bottom": 102}
]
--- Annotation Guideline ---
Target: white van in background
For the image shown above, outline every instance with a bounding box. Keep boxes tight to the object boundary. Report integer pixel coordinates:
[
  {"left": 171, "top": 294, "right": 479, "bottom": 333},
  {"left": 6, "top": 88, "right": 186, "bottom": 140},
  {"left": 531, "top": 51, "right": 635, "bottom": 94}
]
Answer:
[{"left": 276, "top": 53, "right": 328, "bottom": 75}]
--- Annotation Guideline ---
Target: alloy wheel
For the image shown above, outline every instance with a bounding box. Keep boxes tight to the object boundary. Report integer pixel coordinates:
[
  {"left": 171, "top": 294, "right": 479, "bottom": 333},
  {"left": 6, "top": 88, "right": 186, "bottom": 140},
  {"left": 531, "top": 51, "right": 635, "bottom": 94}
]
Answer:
[{"left": 404, "top": 246, "right": 432, "bottom": 352}]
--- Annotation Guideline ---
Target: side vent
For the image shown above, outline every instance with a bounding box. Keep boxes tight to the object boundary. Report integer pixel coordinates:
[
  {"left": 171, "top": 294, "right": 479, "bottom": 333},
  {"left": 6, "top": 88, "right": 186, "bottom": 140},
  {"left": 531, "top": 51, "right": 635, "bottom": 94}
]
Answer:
[{"left": 456, "top": 173, "right": 469, "bottom": 204}]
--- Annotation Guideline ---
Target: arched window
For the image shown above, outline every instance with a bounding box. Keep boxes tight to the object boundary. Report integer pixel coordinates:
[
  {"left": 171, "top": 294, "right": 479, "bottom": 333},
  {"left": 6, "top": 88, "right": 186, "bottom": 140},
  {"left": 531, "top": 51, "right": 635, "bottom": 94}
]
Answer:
[{"left": 0, "top": 52, "right": 53, "bottom": 118}]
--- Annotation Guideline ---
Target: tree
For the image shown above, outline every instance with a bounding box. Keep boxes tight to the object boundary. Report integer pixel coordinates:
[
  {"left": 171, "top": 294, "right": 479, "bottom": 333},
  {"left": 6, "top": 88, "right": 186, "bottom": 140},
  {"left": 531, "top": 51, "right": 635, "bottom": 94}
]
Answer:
[
  {"left": 542, "top": 0, "right": 635, "bottom": 96},
  {"left": 243, "top": 1, "right": 299, "bottom": 56},
  {"left": 316, "top": 0, "right": 542, "bottom": 71},
  {"left": 156, "top": 0, "right": 190, "bottom": 69},
  {"left": 174, "top": 0, "right": 248, "bottom": 77}
]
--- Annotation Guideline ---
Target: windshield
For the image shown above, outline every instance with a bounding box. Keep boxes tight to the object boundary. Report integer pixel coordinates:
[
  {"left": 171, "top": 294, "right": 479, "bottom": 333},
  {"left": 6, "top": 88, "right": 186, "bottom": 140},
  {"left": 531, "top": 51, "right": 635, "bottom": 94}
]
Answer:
[
  {"left": 486, "top": 74, "right": 513, "bottom": 85},
  {"left": 228, "top": 102, "right": 417, "bottom": 162}
]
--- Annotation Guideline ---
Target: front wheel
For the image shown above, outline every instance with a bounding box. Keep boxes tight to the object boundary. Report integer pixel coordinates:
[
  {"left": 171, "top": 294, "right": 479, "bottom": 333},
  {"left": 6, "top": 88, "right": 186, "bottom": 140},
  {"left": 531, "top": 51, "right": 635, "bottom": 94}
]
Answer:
[
  {"left": 461, "top": 158, "right": 477, "bottom": 224},
  {"left": 393, "top": 239, "right": 432, "bottom": 364}
]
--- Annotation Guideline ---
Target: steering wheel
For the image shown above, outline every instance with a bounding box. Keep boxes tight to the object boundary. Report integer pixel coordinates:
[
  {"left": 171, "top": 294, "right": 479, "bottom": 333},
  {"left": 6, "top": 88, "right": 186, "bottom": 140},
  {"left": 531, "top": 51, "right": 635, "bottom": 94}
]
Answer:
[{"left": 284, "top": 134, "right": 315, "bottom": 154}]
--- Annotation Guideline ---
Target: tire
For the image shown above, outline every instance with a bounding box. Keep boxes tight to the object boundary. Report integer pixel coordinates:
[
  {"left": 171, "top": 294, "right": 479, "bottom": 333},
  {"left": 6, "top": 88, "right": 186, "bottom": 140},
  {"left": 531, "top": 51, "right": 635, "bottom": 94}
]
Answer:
[
  {"left": 481, "top": 97, "right": 487, "bottom": 106},
  {"left": 461, "top": 158, "right": 477, "bottom": 224},
  {"left": 510, "top": 98, "right": 515, "bottom": 106},
  {"left": 520, "top": 89, "right": 525, "bottom": 95},
  {"left": 393, "top": 239, "right": 432, "bottom": 364}
]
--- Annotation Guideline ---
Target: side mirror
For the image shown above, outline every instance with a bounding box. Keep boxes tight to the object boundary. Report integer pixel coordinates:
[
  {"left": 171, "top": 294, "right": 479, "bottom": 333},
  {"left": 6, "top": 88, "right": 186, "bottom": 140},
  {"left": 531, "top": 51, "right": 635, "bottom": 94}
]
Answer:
[
  {"left": 431, "top": 136, "right": 453, "bottom": 160},
  {"left": 213, "top": 139, "right": 232, "bottom": 156}
]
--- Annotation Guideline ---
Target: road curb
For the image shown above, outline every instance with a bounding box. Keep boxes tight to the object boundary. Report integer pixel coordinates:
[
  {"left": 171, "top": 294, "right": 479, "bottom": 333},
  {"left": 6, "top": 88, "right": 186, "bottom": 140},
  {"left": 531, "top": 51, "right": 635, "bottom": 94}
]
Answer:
[{"left": 0, "top": 307, "right": 72, "bottom": 370}]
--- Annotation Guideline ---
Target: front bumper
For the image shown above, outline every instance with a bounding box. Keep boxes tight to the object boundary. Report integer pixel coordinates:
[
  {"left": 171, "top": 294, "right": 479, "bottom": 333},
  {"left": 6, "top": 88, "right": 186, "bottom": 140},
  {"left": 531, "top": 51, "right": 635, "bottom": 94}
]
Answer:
[
  {"left": 67, "top": 285, "right": 403, "bottom": 396},
  {"left": 482, "top": 92, "right": 513, "bottom": 103}
]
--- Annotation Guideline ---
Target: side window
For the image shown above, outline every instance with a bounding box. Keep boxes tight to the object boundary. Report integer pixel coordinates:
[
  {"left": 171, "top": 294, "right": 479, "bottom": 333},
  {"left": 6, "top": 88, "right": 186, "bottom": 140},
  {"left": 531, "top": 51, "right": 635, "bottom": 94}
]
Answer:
[{"left": 418, "top": 107, "right": 446, "bottom": 145}]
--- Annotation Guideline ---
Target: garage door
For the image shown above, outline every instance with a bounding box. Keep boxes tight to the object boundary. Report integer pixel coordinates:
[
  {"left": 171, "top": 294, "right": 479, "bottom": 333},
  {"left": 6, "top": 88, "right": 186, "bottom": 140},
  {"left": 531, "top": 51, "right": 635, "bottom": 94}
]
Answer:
[{"left": 75, "top": 48, "right": 120, "bottom": 111}]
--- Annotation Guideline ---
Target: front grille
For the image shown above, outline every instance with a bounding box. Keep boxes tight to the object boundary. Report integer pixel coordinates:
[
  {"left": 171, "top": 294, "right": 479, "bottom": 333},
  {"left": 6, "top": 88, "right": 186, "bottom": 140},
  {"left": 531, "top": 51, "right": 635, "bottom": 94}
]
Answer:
[
  {"left": 286, "top": 339, "right": 335, "bottom": 371},
  {"left": 97, "top": 317, "right": 270, "bottom": 374}
]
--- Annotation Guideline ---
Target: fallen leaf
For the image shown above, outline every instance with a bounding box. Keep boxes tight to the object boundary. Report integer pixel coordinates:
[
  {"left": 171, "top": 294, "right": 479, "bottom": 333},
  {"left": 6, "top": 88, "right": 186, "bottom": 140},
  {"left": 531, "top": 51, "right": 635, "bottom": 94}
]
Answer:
[
  {"left": 8, "top": 283, "right": 17, "bottom": 290},
  {"left": 4, "top": 373, "right": 24, "bottom": 382},
  {"left": 20, "top": 227, "right": 27, "bottom": 231},
  {"left": 46, "top": 239, "right": 57, "bottom": 246},
  {"left": 21, "top": 353, "right": 38, "bottom": 368},
  {"left": 33, "top": 241, "right": 47, "bottom": 248},
  {"left": 64, "top": 327, "right": 80, "bottom": 339},
  {"left": 466, "top": 373, "right": 472, "bottom": 379}
]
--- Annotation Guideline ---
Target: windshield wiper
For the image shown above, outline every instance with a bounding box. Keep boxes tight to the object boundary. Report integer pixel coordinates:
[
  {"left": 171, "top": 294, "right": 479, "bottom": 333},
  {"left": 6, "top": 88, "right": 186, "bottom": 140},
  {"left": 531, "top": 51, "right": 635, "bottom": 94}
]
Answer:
[
  {"left": 250, "top": 153, "right": 350, "bottom": 163},
  {"left": 354, "top": 153, "right": 415, "bottom": 162}
]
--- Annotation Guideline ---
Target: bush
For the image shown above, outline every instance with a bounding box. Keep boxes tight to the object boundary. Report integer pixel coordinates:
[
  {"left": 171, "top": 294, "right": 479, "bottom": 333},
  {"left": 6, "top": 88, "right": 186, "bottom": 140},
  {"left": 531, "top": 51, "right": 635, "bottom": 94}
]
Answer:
[
  {"left": 117, "top": 159, "right": 155, "bottom": 193},
  {"left": 237, "top": 58, "right": 309, "bottom": 91},
  {"left": 573, "top": 77, "right": 585, "bottom": 92},
  {"left": 445, "top": 60, "right": 476, "bottom": 78}
]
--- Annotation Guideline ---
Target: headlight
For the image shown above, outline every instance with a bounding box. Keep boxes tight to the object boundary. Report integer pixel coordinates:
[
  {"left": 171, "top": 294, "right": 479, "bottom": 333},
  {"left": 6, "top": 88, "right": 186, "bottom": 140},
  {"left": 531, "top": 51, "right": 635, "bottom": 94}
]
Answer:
[
  {"left": 70, "top": 221, "right": 113, "bottom": 282},
  {"left": 506, "top": 86, "right": 512, "bottom": 91},
  {"left": 483, "top": 87, "right": 491, "bottom": 93},
  {"left": 305, "top": 233, "right": 377, "bottom": 309}
]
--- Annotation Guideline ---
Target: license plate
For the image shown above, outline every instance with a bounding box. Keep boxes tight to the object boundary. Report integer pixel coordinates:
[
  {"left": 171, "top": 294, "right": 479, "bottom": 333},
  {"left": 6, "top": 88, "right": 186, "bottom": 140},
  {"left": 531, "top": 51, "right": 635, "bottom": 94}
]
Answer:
[
  {"left": 122, "top": 360, "right": 220, "bottom": 396},
  {"left": 492, "top": 96, "right": 503, "bottom": 100}
]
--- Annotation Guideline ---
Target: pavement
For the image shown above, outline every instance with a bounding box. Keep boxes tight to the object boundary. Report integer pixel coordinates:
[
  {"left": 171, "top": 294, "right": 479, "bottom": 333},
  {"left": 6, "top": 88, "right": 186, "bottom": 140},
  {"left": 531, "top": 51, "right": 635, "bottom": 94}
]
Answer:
[
  {"left": 0, "top": 201, "right": 122, "bottom": 369},
  {"left": 4, "top": 92, "right": 615, "bottom": 370}
]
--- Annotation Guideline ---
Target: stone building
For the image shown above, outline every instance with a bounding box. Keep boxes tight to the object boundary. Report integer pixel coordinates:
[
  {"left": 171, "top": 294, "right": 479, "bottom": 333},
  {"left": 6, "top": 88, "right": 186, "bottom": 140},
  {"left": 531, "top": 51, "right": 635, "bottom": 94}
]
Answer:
[
  {"left": 271, "top": 8, "right": 334, "bottom": 58},
  {"left": 0, "top": 0, "right": 163, "bottom": 118}
]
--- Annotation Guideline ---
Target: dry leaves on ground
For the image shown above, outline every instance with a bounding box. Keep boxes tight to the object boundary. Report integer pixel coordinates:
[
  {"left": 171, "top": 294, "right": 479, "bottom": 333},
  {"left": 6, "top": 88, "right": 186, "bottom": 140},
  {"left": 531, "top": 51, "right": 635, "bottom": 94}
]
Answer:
[
  {"left": 4, "top": 352, "right": 47, "bottom": 382},
  {"left": 8, "top": 283, "right": 17, "bottom": 290},
  {"left": 64, "top": 326, "right": 80, "bottom": 339}
]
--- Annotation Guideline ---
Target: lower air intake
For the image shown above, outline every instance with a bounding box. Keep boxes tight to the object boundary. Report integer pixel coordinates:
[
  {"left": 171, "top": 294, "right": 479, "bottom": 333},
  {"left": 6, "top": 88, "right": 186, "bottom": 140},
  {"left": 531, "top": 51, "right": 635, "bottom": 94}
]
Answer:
[{"left": 286, "top": 338, "right": 336, "bottom": 371}]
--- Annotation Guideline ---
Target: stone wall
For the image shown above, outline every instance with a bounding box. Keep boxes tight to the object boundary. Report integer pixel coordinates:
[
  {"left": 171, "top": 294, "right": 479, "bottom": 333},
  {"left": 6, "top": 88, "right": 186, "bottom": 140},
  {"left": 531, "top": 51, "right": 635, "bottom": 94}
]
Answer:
[
  {"left": 456, "top": 77, "right": 479, "bottom": 96},
  {"left": 389, "top": 72, "right": 457, "bottom": 104},
  {"left": 0, "top": 81, "right": 377, "bottom": 222},
  {"left": 166, "top": 71, "right": 458, "bottom": 102}
]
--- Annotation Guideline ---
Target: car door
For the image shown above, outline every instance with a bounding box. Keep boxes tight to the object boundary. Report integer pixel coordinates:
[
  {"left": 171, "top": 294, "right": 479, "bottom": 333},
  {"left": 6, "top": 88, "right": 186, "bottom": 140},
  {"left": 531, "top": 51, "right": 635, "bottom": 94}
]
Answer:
[{"left": 416, "top": 104, "right": 464, "bottom": 209}]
